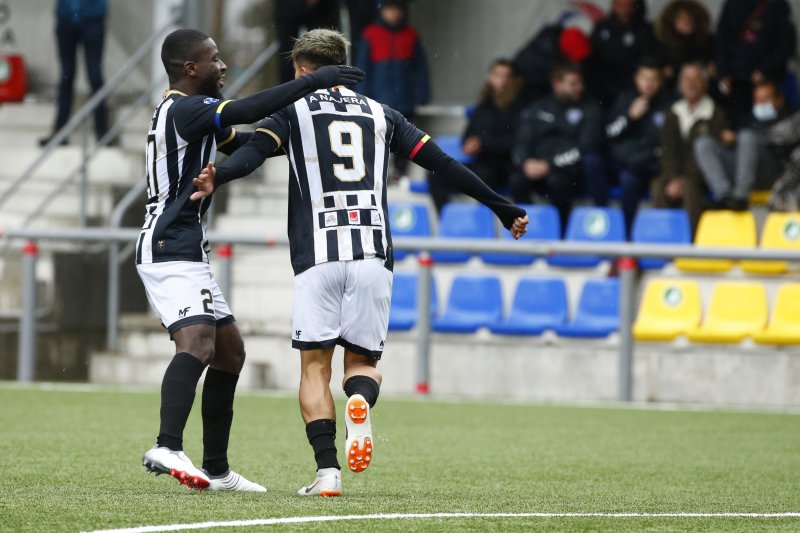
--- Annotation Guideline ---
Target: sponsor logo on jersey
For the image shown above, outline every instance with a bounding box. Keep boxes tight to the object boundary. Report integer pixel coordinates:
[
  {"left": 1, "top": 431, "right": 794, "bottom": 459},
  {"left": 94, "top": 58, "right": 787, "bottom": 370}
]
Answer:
[
  {"left": 324, "top": 212, "right": 338, "bottom": 227},
  {"left": 566, "top": 108, "right": 584, "bottom": 125},
  {"left": 203, "top": 97, "right": 220, "bottom": 105},
  {"left": 371, "top": 210, "right": 381, "bottom": 226},
  {"left": 348, "top": 210, "right": 360, "bottom": 225}
]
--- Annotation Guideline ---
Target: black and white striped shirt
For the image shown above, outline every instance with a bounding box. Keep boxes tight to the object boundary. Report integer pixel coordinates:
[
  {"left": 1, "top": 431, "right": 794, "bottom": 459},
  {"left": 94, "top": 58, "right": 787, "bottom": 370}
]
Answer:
[
  {"left": 257, "top": 87, "right": 428, "bottom": 275},
  {"left": 136, "top": 90, "right": 238, "bottom": 264}
]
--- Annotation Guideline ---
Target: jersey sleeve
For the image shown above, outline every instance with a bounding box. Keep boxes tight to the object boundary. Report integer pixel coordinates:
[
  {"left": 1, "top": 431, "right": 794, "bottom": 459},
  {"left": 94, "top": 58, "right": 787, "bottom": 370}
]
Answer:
[
  {"left": 254, "top": 108, "right": 291, "bottom": 148},
  {"left": 385, "top": 106, "right": 429, "bottom": 160},
  {"left": 172, "top": 96, "right": 232, "bottom": 141}
]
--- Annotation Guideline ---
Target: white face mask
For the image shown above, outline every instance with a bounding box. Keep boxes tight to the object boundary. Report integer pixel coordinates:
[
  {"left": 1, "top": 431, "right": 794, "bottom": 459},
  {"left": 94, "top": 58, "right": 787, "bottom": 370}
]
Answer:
[{"left": 753, "top": 102, "right": 778, "bottom": 121}]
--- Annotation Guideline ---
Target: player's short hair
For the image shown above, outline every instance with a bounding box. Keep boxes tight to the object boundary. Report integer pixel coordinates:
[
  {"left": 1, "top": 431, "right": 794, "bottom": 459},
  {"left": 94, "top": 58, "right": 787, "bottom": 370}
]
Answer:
[
  {"left": 550, "top": 61, "right": 582, "bottom": 82},
  {"left": 161, "top": 28, "right": 210, "bottom": 82},
  {"left": 291, "top": 29, "right": 349, "bottom": 69}
]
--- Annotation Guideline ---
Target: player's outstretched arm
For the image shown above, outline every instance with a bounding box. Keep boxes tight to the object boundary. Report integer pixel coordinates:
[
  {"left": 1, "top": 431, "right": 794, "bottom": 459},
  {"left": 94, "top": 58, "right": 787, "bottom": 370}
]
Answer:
[{"left": 217, "top": 65, "right": 364, "bottom": 128}]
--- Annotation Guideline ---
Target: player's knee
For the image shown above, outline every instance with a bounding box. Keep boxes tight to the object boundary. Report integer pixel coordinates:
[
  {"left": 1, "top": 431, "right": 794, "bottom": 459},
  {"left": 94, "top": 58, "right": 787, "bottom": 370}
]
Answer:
[{"left": 174, "top": 330, "right": 216, "bottom": 365}]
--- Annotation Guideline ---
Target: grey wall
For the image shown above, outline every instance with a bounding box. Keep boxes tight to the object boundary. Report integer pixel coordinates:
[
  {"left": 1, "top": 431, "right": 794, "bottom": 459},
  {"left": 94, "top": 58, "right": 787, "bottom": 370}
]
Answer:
[{"left": 410, "top": 0, "right": 800, "bottom": 105}]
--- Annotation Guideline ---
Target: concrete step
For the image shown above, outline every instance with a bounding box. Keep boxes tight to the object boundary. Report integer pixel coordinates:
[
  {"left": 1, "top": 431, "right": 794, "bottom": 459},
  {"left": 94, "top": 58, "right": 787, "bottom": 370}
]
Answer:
[{"left": 0, "top": 146, "right": 141, "bottom": 182}]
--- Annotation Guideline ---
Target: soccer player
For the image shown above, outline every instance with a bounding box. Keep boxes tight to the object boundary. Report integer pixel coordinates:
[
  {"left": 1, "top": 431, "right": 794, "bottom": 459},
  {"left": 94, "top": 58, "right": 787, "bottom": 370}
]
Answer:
[
  {"left": 136, "top": 28, "right": 364, "bottom": 492},
  {"left": 191, "top": 29, "right": 529, "bottom": 496}
]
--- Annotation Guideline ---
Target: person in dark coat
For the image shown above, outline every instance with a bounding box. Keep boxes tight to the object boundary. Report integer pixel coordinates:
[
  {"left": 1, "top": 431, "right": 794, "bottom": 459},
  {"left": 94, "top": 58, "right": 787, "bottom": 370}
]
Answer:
[
  {"left": 428, "top": 59, "right": 525, "bottom": 213},
  {"left": 715, "top": 0, "right": 796, "bottom": 129},
  {"left": 655, "top": 0, "right": 714, "bottom": 93},
  {"left": 275, "top": 0, "right": 341, "bottom": 84},
  {"left": 585, "top": 0, "right": 659, "bottom": 108},
  {"left": 511, "top": 62, "right": 606, "bottom": 232},
  {"left": 606, "top": 59, "right": 674, "bottom": 236}
]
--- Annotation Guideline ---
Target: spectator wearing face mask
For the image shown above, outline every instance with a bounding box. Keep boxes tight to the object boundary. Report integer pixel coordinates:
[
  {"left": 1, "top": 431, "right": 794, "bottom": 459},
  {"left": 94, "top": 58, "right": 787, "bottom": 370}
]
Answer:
[{"left": 694, "top": 81, "right": 790, "bottom": 211}]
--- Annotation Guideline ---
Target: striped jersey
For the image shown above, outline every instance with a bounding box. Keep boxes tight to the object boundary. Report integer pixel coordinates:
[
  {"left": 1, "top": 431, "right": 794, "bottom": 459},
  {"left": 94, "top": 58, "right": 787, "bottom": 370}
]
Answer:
[
  {"left": 136, "top": 90, "right": 237, "bottom": 264},
  {"left": 256, "top": 87, "right": 429, "bottom": 275}
]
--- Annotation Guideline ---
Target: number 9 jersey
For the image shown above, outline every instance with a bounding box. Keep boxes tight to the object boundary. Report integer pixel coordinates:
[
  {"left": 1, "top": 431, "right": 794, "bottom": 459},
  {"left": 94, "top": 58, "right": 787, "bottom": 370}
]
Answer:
[{"left": 255, "top": 87, "right": 429, "bottom": 276}]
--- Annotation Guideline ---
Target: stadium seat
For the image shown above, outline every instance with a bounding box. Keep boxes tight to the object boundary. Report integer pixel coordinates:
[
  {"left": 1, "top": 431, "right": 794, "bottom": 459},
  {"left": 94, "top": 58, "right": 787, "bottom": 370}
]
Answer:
[
  {"left": 740, "top": 212, "right": 800, "bottom": 275},
  {"left": 431, "top": 203, "right": 495, "bottom": 263},
  {"left": 632, "top": 279, "right": 702, "bottom": 341},
  {"left": 547, "top": 207, "right": 625, "bottom": 268},
  {"left": 631, "top": 209, "right": 692, "bottom": 269},
  {"left": 432, "top": 275, "right": 502, "bottom": 333},
  {"left": 490, "top": 277, "right": 568, "bottom": 335},
  {"left": 434, "top": 134, "right": 475, "bottom": 164},
  {"left": 409, "top": 180, "right": 430, "bottom": 194},
  {"left": 388, "top": 272, "right": 438, "bottom": 331},
  {"left": 481, "top": 204, "right": 560, "bottom": 266},
  {"left": 753, "top": 283, "right": 800, "bottom": 345},
  {"left": 389, "top": 203, "right": 432, "bottom": 261},
  {"left": 553, "top": 278, "right": 620, "bottom": 338},
  {"left": 687, "top": 282, "right": 767, "bottom": 343},
  {"left": 675, "top": 211, "right": 756, "bottom": 273}
]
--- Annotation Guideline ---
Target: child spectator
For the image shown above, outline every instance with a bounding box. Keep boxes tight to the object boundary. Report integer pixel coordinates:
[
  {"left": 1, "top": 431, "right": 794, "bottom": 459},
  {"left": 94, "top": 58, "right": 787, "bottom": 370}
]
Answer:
[
  {"left": 585, "top": 0, "right": 659, "bottom": 108},
  {"left": 655, "top": 0, "right": 714, "bottom": 92},
  {"left": 511, "top": 62, "right": 606, "bottom": 232},
  {"left": 428, "top": 59, "right": 525, "bottom": 213},
  {"left": 651, "top": 63, "right": 727, "bottom": 231},
  {"left": 355, "top": 0, "right": 430, "bottom": 178},
  {"left": 715, "top": 0, "right": 796, "bottom": 128},
  {"left": 606, "top": 59, "right": 674, "bottom": 236}
]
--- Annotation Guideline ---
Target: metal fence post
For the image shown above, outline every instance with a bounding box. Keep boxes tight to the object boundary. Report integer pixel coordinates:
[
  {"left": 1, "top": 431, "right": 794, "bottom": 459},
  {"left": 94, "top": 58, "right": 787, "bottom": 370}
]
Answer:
[
  {"left": 17, "top": 240, "right": 38, "bottom": 382},
  {"left": 79, "top": 118, "right": 89, "bottom": 228},
  {"left": 218, "top": 244, "right": 233, "bottom": 305},
  {"left": 618, "top": 256, "right": 637, "bottom": 402},
  {"left": 415, "top": 253, "right": 433, "bottom": 394},
  {"left": 106, "top": 242, "right": 120, "bottom": 351}
]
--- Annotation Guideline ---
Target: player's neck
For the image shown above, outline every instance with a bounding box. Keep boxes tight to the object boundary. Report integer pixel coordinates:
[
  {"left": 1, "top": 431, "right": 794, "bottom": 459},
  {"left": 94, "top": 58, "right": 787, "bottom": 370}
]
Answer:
[{"left": 170, "top": 81, "right": 197, "bottom": 97}]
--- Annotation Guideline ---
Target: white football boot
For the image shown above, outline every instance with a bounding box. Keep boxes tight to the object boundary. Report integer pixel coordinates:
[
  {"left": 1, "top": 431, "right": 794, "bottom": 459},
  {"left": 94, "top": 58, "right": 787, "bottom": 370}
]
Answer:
[
  {"left": 204, "top": 470, "right": 267, "bottom": 492},
  {"left": 296, "top": 468, "right": 342, "bottom": 497},
  {"left": 142, "top": 445, "right": 210, "bottom": 491},
  {"left": 344, "top": 394, "right": 373, "bottom": 473}
]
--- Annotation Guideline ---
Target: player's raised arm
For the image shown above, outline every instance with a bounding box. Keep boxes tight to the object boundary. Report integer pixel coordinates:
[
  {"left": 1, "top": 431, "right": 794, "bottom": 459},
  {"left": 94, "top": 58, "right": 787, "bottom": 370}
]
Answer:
[{"left": 216, "top": 65, "right": 364, "bottom": 129}]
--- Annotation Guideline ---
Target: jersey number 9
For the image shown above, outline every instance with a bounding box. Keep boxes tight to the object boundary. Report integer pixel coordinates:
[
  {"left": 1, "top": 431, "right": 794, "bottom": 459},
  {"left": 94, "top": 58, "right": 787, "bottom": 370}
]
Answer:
[{"left": 328, "top": 121, "right": 366, "bottom": 182}]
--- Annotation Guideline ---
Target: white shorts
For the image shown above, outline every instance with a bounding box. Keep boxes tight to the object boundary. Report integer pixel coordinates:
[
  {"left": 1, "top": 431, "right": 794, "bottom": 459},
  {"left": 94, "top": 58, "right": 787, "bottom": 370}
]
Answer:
[
  {"left": 136, "top": 261, "right": 233, "bottom": 335},
  {"left": 292, "top": 258, "right": 392, "bottom": 359}
]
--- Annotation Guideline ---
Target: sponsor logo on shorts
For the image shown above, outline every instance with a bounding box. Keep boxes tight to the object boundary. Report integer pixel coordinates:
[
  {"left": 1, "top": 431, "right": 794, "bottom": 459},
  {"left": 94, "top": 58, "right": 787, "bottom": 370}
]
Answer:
[
  {"left": 324, "top": 212, "right": 338, "bottom": 227},
  {"left": 348, "top": 210, "right": 360, "bottom": 225},
  {"left": 295, "top": 329, "right": 302, "bottom": 339},
  {"left": 379, "top": 340, "right": 385, "bottom": 349},
  {"left": 178, "top": 306, "right": 191, "bottom": 318},
  {"left": 157, "top": 240, "right": 166, "bottom": 251}
]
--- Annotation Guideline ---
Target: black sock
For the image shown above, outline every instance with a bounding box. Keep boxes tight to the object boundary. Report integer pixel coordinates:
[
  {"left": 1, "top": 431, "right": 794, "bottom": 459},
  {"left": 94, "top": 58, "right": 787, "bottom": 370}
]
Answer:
[
  {"left": 343, "top": 375, "right": 380, "bottom": 408},
  {"left": 305, "top": 419, "right": 340, "bottom": 470},
  {"left": 156, "top": 352, "right": 206, "bottom": 451},
  {"left": 201, "top": 368, "right": 239, "bottom": 476}
]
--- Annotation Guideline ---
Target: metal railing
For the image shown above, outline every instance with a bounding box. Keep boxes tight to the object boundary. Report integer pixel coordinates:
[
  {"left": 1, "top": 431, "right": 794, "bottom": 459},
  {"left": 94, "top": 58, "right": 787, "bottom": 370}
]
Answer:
[{"left": 6, "top": 225, "right": 800, "bottom": 400}]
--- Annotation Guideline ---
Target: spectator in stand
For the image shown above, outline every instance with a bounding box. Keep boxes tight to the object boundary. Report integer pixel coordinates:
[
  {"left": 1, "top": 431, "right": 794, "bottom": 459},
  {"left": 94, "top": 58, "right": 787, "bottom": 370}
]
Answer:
[
  {"left": 655, "top": 0, "right": 714, "bottom": 93},
  {"left": 511, "top": 62, "right": 606, "bottom": 232},
  {"left": 767, "top": 107, "right": 800, "bottom": 210},
  {"left": 694, "top": 80, "right": 791, "bottom": 210},
  {"left": 355, "top": 0, "right": 430, "bottom": 178},
  {"left": 275, "top": 0, "right": 340, "bottom": 84},
  {"left": 427, "top": 59, "right": 525, "bottom": 214},
  {"left": 715, "top": 0, "right": 796, "bottom": 129},
  {"left": 514, "top": 23, "right": 592, "bottom": 104},
  {"left": 585, "top": 0, "right": 658, "bottom": 108},
  {"left": 651, "top": 63, "right": 727, "bottom": 231},
  {"left": 606, "top": 58, "right": 674, "bottom": 236},
  {"left": 40, "top": 0, "right": 110, "bottom": 146}
]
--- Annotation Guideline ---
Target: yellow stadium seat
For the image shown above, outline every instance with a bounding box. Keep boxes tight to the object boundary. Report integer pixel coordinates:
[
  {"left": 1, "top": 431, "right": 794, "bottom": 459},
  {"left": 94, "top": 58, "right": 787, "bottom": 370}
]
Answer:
[
  {"left": 676, "top": 211, "right": 757, "bottom": 273},
  {"left": 687, "top": 282, "right": 767, "bottom": 343},
  {"left": 740, "top": 213, "right": 800, "bottom": 275},
  {"left": 633, "top": 279, "right": 702, "bottom": 341},
  {"left": 753, "top": 283, "right": 800, "bottom": 345}
]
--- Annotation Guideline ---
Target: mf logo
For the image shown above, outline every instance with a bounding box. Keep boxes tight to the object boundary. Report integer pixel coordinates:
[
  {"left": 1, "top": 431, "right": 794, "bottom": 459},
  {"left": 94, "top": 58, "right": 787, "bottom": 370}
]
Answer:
[
  {"left": 178, "top": 306, "right": 191, "bottom": 318},
  {"left": 295, "top": 330, "right": 302, "bottom": 340},
  {"left": 379, "top": 340, "right": 385, "bottom": 349}
]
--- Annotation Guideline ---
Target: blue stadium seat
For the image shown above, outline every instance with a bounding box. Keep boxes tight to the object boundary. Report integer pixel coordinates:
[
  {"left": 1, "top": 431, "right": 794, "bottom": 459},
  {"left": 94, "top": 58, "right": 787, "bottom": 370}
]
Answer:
[
  {"left": 389, "top": 203, "right": 432, "bottom": 261},
  {"left": 432, "top": 275, "right": 502, "bottom": 333},
  {"left": 554, "top": 278, "right": 620, "bottom": 338},
  {"left": 631, "top": 208, "right": 692, "bottom": 269},
  {"left": 388, "top": 272, "right": 438, "bottom": 331},
  {"left": 547, "top": 207, "right": 625, "bottom": 268},
  {"left": 490, "top": 277, "right": 568, "bottom": 335},
  {"left": 432, "top": 203, "right": 495, "bottom": 263},
  {"left": 434, "top": 134, "right": 475, "bottom": 164},
  {"left": 481, "top": 204, "right": 560, "bottom": 266},
  {"left": 409, "top": 180, "right": 430, "bottom": 194}
]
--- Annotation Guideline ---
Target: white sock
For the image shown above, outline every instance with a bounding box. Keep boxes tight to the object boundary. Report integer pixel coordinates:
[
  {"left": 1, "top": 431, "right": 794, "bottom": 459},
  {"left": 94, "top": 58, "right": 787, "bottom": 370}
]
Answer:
[{"left": 317, "top": 467, "right": 339, "bottom": 477}]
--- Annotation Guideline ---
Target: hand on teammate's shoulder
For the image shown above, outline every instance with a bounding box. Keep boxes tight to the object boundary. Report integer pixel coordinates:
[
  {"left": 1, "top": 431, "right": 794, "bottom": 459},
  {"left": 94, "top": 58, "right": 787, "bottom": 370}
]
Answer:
[
  {"left": 308, "top": 65, "right": 365, "bottom": 90},
  {"left": 190, "top": 162, "right": 216, "bottom": 201}
]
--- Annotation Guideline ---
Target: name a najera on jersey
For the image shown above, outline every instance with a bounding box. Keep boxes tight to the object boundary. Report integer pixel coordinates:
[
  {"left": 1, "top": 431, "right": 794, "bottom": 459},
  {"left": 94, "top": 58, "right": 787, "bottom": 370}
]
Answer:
[{"left": 308, "top": 93, "right": 368, "bottom": 106}]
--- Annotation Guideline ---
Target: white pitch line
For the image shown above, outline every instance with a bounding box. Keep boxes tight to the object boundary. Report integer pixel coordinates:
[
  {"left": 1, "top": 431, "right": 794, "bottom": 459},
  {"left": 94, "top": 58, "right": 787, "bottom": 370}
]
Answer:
[{"left": 81, "top": 512, "right": 800, "bottom": 533}]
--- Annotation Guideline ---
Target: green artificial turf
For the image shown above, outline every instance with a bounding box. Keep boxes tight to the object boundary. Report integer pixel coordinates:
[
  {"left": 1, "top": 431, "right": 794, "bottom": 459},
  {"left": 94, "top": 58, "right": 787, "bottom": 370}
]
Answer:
[{"left": 0, "top": 382, "right": 798, "bottom": 532}]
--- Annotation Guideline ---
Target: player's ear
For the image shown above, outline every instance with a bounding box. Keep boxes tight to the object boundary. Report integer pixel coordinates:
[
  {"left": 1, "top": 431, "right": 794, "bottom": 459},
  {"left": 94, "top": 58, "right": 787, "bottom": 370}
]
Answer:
[{"left": 184, "top": 60, "right": 198, "bottom": 79}]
